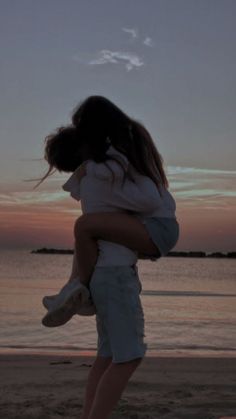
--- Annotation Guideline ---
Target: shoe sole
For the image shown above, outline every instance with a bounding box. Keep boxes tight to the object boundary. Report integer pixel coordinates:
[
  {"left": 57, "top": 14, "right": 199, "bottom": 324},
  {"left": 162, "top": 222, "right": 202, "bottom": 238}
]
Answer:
[{"left": 42, "top": 289, "right": 82, "bottom": 327}]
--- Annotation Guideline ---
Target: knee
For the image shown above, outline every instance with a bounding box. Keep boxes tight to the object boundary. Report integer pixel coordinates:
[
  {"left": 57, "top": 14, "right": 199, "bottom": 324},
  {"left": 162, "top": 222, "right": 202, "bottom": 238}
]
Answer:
[
  {"left": 116, "top": 356, "right": 143, "bottom": 366},
  {"left": 131, "top": 357, "right": 144, "bottom": 370},
  {"left": 129, "top": 357, "right": 143, "bottom": 371},
  {"left": 131, "top": 356, "right": 143, "bottom": 366},
  {"left": 95, "top": 356, "right": 113, "bottom": 370}
]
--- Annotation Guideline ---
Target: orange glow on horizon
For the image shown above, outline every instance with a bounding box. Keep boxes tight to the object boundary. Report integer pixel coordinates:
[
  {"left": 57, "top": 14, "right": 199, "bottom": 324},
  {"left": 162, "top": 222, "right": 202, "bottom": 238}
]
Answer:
[{"left": 1, "top": 202, "right": 235, "bottom": 251}]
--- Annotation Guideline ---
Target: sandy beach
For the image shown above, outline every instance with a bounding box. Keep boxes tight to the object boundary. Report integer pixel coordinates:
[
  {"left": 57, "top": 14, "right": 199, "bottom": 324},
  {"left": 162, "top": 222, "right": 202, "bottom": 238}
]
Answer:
[{"left": 0, "top": 353, "right": 236, "bottom": 419}]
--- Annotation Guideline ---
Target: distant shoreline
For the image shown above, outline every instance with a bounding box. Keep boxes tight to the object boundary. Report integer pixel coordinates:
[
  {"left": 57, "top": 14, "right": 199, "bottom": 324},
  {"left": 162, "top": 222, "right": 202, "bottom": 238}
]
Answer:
[{"left": 31, "top": 248, "right": 236, "bottom": 258}]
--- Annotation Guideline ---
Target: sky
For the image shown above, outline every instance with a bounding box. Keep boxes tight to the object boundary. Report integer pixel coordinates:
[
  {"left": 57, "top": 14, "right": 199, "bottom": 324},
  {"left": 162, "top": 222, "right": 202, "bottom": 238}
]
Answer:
[{"left": 0, "top": 0, "right": 235, "bottom": 251}]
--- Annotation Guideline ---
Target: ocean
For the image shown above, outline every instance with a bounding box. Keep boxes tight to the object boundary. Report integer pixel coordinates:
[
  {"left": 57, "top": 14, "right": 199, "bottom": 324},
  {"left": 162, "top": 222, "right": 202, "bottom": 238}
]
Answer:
[{"left": 0, "top": 249, "right": 235, "bottom": 357}]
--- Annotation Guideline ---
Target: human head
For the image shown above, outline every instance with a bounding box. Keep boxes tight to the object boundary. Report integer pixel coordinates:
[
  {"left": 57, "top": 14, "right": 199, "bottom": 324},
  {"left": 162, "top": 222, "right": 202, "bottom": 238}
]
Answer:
[
  {"left": 71, "top": 95, "right": 132, "bottom": 159},
  {"left": 34, "top": 125, "right": 85, "bottom": 188},
  {"left": 71, "top": 95, "right": 169, "bottom": 190},
  {"left": 36, "top": 95, "right": 169, "bottom": 191},
  {"left": 44, "top": 125, "right": 84, "bottom": 172}
]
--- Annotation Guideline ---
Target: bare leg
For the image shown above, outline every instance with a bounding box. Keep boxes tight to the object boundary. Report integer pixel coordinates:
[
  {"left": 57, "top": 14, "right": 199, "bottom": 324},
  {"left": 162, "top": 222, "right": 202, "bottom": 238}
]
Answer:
[
  {"left": 74, "top": 212, "right": 160, "bottom": 285},
  {"left": 88, "top": 357, "right": 143, "bottom": 419},
  {"left": 68, "top": 241, "right": 79, "bottom": 282},
  {"left": 79, "top": 356, "right": 112, "bottom": 419}
]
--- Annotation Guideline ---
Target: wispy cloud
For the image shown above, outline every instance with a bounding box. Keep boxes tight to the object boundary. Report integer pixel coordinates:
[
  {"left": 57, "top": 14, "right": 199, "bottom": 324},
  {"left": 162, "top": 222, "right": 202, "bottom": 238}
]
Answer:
[
  {"left": 1, "top": 166, "right": 235, "bottom": 211},
  {"left": 122, "top": 27, "right": 154, "bottom": 48},
  {"left": 0, "top": 191, "right": 68, "bottom": 206},
  {"left": 167, "top": 166, "right": 236, "bottom": 176},
  {"left": 122, "top": 27, "right": 138, "bottom": 40},
  {"left": 167, "top": 165, "right": 236, "bottom": 207},
  {"left": 73, "top": 29, "right": 154, "bottom": 72},
  {"left": 89, "top": 50, "right": 144, "bottom": 72},
  {"left": 143, "top": 36, "right": 154, "bottom": 47}
]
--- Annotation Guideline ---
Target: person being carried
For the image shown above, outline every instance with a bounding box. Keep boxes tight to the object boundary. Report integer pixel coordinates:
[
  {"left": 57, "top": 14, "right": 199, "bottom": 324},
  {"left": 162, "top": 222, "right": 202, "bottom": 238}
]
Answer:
[{"left": 41, "top": 128, "right": 157, "bottom": 325}]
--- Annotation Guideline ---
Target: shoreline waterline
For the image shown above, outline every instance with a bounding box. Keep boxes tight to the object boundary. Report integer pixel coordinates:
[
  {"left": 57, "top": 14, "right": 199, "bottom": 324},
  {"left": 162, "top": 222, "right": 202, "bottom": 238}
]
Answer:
[
  {"left": 1, "top": 347, "right": 236, "bottom": 358},
  {"left": 1, "top": 251, "right": 235, "bottom": 359}
]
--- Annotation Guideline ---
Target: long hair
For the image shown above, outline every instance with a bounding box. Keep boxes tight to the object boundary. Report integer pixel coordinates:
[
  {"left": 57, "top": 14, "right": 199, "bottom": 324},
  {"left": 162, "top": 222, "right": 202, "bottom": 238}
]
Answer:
[
  {"left": 33, "top": 126, "right": 84, "bottom": 188},
  {"left": 36, "top": 96, "right": 169, "bottom": 193},
  {"left": 34, "top": 124, "right": 126, "bottom": 188},
  {"left": 71, "top": 95, "right": 169, "bottom": 192}
]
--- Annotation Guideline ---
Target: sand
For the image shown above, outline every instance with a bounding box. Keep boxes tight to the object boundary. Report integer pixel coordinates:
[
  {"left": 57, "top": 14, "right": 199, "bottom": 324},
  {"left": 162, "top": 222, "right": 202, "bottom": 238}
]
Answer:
[{"left": 0, "top": 352, "right": 236, "bottom": 419}]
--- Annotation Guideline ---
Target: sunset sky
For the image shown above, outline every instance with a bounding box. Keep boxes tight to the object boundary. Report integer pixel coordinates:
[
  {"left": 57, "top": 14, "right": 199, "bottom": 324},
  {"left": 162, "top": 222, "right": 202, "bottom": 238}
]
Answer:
[{"left": 0, "top": 0, "right": 235, "bottom": 252}]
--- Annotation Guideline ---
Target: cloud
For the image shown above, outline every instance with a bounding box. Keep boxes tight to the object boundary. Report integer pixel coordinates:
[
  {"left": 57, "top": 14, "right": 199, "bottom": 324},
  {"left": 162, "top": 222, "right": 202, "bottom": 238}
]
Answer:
[
  {"left": 167, "top": 165, "right": 236, "bottom": 206},
  {"left": 89, "top": 50, "right": 144, "bottom": 72},
  {"left": 143, "top": 36, "right": 154, "bottom": 47},
  {"left": 1, "top": 166, "right": 235, "bottom": 213},
  {"left": 0, "top": 191, "right": 67, "bottom": 205},
  {"left": 122, "top": 27, "right": 138, "bottom": 40},
  {"left": 167, "top": 166, "right": 236, "bottom": 176},
  {"left": 74, "top": 28, "right": 154, "bottom": 72},
  {"left": 122, "top": 28, "right": 154, "bottom": 48}
]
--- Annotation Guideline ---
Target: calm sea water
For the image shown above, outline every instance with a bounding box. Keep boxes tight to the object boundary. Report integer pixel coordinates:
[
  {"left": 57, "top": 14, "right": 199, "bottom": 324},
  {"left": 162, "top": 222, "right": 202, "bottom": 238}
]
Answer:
[{"left": 0, "top": 249, "right": 235, "bottom": 356}]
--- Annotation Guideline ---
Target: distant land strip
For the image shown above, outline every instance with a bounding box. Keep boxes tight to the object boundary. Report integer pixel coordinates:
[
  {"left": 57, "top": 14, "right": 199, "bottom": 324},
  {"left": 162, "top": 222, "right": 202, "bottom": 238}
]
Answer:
[{"left": 31, "top": 248, "right": 236, "bottom": 258}]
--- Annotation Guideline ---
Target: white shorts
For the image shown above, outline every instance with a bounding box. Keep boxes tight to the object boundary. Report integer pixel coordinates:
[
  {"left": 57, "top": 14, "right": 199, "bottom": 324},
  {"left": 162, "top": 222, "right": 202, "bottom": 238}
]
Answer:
[
  {"left": 89, "top": 265, "right": 147, "bottom": 363},
  {"left": 142, "top": 217, "right": 180, "bottom": 257}
]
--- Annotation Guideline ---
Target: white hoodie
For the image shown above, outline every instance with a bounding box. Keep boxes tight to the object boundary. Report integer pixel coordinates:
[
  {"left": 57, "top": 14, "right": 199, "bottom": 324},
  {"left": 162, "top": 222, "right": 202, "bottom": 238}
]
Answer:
[{"left": 62, "top": 146, "right": 176, "bottom": 267}]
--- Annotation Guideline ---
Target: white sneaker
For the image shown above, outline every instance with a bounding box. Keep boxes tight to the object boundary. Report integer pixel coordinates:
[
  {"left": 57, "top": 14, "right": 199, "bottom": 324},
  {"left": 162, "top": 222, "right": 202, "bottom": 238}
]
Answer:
[
  {"left": 42, "top": 279, "right": 90, "bottom": 327},
  {"left": 42, "top": 294, "right": 57, "bottom": 310},
  {"left": 43, "top": 292, "right": 96, "bottom": 316}
]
